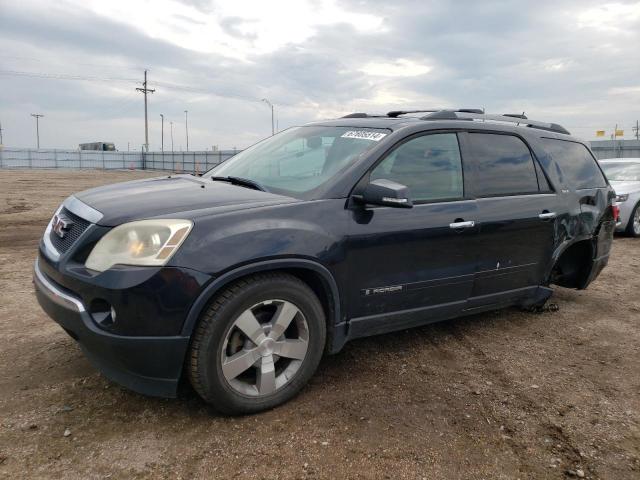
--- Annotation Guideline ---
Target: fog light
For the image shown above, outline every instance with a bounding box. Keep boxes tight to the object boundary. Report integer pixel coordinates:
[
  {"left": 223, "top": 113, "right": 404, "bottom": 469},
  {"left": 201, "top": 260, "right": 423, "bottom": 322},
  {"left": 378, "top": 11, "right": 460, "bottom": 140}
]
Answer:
[{"left": 89, "top": 299, "right": 116, "bottom": 328}]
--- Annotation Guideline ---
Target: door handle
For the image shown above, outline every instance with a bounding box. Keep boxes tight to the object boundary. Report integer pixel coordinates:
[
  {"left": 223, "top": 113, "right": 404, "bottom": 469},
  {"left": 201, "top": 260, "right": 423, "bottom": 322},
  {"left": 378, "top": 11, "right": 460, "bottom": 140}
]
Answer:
[
  {"left": 449, "top": 220, "right": 475, "bottom": 229},
  {"left": 538, "top": 212, "right": 557, "bottom": 220}
]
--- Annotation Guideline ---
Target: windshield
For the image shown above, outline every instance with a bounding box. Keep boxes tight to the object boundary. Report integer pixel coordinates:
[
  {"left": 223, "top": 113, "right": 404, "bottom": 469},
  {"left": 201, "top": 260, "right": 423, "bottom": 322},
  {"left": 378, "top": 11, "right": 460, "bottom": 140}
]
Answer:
[
  {"left": 600, "top": 162, "right": 640, "bottom": 182},
  {"left": 206, "top": 126, "right": 389, "bottom": 196}
]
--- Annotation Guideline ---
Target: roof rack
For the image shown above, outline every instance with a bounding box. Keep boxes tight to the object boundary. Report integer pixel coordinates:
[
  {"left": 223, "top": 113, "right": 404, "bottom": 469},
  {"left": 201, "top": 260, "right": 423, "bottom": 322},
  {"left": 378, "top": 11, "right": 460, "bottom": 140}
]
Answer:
[
  {"left": 386, "top": 108, "right": 484, "bottom": 118},
  {"left": 342, "top": 109, "right": 486, "bottom": 119},
  {"left": 420, "top": 110, "right": 570, "bottom": 135},
  {"left": 340, "top": 109, "right": 570, "bottom": 135}
]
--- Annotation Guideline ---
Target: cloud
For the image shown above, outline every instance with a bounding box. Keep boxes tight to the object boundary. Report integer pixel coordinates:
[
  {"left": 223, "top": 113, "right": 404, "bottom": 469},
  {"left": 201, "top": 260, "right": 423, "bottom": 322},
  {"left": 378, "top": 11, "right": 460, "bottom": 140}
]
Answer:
[
  {"left": 0, "top": 0, "right": 639, "bottom": 149},
  {"left": 360, "top": 59, "right": 432, "bottom": 78}
]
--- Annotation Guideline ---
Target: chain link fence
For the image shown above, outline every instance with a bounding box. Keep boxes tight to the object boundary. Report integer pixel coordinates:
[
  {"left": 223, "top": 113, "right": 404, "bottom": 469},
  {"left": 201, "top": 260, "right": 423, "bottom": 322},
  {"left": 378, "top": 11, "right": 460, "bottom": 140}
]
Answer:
[{"left": 0, "top": 148, "right": 239, "bottom": 172}]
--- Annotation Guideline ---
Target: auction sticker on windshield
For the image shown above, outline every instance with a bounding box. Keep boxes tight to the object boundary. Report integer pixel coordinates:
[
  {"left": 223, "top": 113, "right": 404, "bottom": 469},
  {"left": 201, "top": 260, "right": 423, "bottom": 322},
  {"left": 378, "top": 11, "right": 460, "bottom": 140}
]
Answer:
[{"left": 341, "top": 131, "right": 388, "bottom": 141}]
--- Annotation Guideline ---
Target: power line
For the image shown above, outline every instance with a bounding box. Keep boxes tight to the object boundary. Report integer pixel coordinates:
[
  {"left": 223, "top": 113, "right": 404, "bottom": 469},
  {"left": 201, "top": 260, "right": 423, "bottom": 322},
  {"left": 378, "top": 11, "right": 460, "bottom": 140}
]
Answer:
[
  {"left": 0, "top": 68, "right": 290, "bottom": 106},
  {"left": 0, "top": 54, "right": 145, "bottom": 73},
  {"left": 0, "top": 69, "right": 137, "bottom": 84}
]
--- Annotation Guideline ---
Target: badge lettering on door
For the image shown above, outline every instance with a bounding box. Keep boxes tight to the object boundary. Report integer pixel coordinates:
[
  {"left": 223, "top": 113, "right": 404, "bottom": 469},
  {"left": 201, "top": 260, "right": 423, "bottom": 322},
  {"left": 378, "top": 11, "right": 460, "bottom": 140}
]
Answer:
[{"left": 362, "top": 285, "right": 404, "bottom": 296}]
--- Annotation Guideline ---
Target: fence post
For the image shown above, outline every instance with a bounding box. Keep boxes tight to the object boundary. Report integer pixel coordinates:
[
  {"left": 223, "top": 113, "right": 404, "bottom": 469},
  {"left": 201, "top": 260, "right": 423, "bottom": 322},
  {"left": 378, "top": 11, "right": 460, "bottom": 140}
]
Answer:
[{"left": 102, "top": 150, "right": 105, "bottom": 169}]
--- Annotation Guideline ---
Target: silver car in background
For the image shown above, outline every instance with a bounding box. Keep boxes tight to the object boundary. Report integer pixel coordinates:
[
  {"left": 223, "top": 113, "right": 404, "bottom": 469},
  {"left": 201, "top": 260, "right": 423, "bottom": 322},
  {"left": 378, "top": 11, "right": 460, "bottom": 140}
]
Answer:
[{"left": 599, "top": 158, "right": 640, "bottom": 237}]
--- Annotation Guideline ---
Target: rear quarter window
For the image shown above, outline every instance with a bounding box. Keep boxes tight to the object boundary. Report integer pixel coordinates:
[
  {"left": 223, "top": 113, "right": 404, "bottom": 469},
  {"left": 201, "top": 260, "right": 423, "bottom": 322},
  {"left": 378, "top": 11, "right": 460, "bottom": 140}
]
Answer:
[{"left": 540, "top": 138, "right": 607, "bottom": 189}]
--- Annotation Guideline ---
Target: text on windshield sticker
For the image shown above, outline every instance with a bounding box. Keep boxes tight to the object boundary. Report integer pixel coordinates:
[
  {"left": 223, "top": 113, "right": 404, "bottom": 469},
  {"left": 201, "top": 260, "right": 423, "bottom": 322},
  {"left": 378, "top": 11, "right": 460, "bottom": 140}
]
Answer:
[{"left": 341, "top": 131, "right": 387, "bottom": 141}]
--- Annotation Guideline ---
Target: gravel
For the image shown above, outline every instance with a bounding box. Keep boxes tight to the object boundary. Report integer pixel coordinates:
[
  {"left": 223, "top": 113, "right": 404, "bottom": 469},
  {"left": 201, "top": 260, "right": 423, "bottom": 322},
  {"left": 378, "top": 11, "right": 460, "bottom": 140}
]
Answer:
[{"left": 0, "top": 170, "right": 639, "bottom": 479}]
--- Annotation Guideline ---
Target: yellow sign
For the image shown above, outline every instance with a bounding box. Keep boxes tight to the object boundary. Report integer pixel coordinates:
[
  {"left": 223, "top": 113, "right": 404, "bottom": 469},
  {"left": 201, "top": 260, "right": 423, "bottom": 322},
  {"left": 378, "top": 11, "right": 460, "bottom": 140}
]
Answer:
[
  {"left": 596, "top": 130, "right": 605, "bottom": 137},
  {"left": 615, "top": 129, "right": 624, "bottom": 137}
]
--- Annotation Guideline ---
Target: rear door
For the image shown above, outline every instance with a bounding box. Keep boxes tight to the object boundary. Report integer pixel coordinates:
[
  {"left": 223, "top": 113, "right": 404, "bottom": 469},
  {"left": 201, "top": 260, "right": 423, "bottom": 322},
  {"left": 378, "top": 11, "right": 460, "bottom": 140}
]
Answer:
[
  {"left": 461, "top": 132, "right": 560, "bottom": 307},
  {"left": 345, "top": 132, "right": 480, "bottom": 335}
]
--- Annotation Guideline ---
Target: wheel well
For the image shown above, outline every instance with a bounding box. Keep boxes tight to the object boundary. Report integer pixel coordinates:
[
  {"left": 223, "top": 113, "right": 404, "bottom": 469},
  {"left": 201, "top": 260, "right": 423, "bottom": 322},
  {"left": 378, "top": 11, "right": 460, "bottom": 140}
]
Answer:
[
  {"left": 550, "top": 240, "right": 594, "bottom": 289},
  {"left": 280, "top": 268, "right": 337, "bottom": 330},
  {"left": 184, "top": 265, "right": 339, "bottom": 342}
]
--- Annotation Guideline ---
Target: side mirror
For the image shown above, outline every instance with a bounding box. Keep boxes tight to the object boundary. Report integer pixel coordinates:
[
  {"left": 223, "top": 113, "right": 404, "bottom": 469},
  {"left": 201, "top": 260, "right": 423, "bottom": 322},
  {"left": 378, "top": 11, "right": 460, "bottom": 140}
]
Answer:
[{"left": 356, "top": 179, "right": 413, "bottom": 208}]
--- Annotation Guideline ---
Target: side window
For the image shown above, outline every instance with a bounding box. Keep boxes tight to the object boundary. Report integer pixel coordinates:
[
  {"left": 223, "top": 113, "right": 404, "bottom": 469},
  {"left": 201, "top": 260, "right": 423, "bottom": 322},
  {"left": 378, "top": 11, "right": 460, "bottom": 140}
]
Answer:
[
  {"left": 468, "top": 133, "right": 539, "bottom": 196},
  {"left": 540, "top": 138, "right": 607, "bottom": 189},
  {"left": 371, "top": 133, "right": 463, "bottom": 202}
]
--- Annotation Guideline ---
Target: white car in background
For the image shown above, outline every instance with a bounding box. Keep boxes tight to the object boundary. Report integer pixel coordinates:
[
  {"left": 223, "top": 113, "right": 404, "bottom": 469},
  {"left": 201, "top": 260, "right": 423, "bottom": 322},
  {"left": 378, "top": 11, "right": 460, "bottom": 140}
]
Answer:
[{"left": 599, "top": 158, "right": 640, "bottom": 237}]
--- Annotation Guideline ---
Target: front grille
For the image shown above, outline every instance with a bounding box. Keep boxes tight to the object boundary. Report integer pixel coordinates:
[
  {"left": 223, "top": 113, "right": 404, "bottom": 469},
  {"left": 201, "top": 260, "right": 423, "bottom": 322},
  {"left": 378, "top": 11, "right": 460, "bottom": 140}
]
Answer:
[{"left": 49, "top": 207, "right": 92, "bottom": 254}]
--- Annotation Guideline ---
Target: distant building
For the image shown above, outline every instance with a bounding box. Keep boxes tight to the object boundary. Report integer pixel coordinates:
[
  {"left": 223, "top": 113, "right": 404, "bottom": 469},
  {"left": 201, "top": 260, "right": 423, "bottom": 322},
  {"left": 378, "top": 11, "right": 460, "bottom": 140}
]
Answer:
[
  {"left": 590, "top": 139, "right": 640, "bottom": 160},
  {"left": 79, "top": 142, "right": 116, "bottom": 151}
]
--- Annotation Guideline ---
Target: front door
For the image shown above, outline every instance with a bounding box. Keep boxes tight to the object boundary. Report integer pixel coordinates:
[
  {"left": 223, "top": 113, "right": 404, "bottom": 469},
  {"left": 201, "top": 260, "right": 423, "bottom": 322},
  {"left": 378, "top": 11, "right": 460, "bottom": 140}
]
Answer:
[{"left": 345, "top": 132, "right": 480, "bottom": 336}]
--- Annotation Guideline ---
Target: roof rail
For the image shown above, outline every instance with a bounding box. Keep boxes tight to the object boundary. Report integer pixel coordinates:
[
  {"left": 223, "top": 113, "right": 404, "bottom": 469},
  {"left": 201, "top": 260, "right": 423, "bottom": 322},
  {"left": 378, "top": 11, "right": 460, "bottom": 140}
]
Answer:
[
  {"left": 420, "top": 110, "right": 570, "bottom": 135},
  {"left": 387, "top": 108, "right": 484, "bottom": 118}
]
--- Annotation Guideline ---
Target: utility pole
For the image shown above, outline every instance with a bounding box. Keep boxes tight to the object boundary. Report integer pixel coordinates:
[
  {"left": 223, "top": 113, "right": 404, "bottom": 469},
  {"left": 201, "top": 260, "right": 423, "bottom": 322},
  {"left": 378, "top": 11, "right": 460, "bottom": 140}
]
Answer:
[
  {"left": 262, "top": 98, "right": 275, "bottom": 135},
  {"left": 633, "top": 120, "right": 639, "bottom": 141},
  {"left": 184, "top": 110, "right": 189, "bottom": 151},
  {"left": 31, "top": 114, "right": 44, "bottom": 148},
  {"left": 160, "top": 114, "right": 164, "bottom": 152},
  {"left": 170, "top": 121, "right": 174, "bottom": 152},
  {"left": 0, "top": 120, "right": 3, "bottom": 145},
  {"left": 136, "top": 70, "right": 155, "bottom": 152}
]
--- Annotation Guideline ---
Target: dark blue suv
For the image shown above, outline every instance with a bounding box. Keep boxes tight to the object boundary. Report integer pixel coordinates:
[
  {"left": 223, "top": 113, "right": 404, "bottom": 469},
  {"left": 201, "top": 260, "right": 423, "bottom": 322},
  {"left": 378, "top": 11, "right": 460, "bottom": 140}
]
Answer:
[{"left": 34, "top": 109, "right": 616, "bottom": 414}]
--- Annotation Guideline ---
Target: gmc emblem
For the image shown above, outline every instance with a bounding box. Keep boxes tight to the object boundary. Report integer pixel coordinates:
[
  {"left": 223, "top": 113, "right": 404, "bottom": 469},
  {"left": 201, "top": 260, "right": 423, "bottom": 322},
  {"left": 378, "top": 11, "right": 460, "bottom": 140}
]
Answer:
[{"left": 52, "top": 214, "right": 73, "bottom": 239}]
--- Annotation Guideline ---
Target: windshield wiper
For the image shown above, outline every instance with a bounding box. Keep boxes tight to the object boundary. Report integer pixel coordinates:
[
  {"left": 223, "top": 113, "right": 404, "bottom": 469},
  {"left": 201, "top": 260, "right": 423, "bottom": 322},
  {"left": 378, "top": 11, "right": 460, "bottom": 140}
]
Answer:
[{"left": 210, "top": 176, "right": 266, "bottom": 192}]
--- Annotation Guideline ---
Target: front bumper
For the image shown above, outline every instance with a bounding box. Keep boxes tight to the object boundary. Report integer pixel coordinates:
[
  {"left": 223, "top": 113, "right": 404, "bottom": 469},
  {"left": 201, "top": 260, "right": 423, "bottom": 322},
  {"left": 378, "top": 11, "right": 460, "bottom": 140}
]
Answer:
[{"left": 34, "top": 258, "right": 190, "bottom": 397}]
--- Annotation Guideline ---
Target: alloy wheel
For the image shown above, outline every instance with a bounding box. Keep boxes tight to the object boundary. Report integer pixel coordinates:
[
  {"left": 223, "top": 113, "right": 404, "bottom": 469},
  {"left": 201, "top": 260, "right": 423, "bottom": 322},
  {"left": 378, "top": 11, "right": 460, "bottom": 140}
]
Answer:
[{"left": 220, "top": 299, "right": 309, "bottom": 397}]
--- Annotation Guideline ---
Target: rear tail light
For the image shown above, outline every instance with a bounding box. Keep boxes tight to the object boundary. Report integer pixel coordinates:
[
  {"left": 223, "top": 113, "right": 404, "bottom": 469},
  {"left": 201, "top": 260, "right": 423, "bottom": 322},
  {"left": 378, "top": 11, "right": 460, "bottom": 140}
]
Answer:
[{"left": 611, "top": 204, "right": 620, "bottom": 222}]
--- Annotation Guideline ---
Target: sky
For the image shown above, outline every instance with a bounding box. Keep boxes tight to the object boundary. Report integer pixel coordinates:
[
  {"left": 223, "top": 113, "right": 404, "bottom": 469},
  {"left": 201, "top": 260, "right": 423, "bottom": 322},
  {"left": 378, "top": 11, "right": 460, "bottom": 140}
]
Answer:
[{"left": 0, "top": 0, "right": 639, "bottom": 150}]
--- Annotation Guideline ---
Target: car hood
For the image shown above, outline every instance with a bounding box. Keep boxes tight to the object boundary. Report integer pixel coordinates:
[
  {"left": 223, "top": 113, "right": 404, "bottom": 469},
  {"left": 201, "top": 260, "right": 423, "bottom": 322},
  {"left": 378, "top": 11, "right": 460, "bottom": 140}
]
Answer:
[
  {"left": 75, "top": 174, "right": 298, "bottom": 226},
  {"left": 609, "top": 180, "right": 640, "bottom": 195}
]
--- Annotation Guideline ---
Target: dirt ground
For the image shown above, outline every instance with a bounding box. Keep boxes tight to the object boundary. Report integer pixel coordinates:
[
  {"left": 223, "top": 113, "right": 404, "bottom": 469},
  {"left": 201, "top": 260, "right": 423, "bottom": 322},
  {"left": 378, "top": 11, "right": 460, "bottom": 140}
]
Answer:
[{"left": 0, "top": 169, "right": 638, "bottom": 480}]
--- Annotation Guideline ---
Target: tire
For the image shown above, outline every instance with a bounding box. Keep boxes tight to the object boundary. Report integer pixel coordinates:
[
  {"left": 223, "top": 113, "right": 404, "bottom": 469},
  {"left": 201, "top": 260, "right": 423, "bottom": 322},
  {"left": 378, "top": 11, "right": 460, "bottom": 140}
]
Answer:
[
  {"left": 188, "top": 272, "right": 326, "bottom": 415},
  {"left": 625, "top": 202, "right": 640, "bottom": 238}
]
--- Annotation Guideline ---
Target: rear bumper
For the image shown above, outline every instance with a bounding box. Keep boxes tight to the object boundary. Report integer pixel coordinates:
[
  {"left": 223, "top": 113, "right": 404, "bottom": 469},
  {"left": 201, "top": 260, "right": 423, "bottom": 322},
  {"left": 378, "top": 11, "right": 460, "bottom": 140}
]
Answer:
[
  {"left": 616, "top": 201, "right": 634, "bottom": 232},
  {"left": 33, "top": 258, "right": 189, "bottom": 397}
]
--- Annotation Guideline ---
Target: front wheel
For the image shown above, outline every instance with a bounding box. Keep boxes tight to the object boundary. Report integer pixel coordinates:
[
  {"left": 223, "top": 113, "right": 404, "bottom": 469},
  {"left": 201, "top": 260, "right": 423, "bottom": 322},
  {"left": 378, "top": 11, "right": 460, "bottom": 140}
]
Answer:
[
  {"left": 625, "top": 203, "right": 640, "bottom": 237},
  {"left": 188, "top": 273, "right": 326, "bottom": 414}
]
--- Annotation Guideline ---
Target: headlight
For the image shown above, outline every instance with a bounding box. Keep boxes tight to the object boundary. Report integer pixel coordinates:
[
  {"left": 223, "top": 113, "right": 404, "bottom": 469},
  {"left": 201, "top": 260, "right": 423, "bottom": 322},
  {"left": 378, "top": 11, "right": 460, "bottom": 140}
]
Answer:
[
  {"left": 85, "top": 219, "right": 193, "bottom": 272},
  {"left": 615, "top": 194, "right": 629, "bottom": 202}
]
